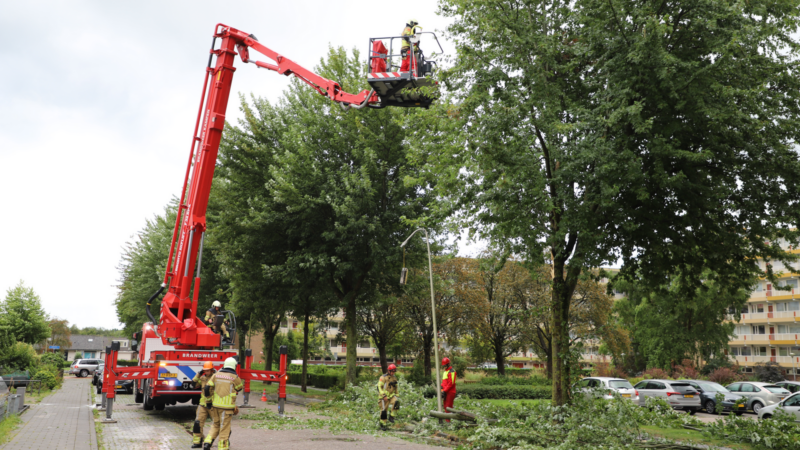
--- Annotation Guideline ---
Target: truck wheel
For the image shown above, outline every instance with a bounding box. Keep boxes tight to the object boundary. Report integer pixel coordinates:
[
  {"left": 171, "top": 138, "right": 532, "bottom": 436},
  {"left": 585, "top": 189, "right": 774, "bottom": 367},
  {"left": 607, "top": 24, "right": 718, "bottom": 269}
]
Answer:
[
  {"left": 135, "top": 388, "right": 143, "bottom": 403},
  {"left": 143, "top": 381, "right": 154, "bottom": 411}
]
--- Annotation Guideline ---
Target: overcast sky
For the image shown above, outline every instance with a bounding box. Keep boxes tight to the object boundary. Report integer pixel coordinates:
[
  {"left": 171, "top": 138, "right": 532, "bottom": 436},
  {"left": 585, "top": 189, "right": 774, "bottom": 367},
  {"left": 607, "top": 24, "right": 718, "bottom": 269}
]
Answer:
[{"left": 0, "top": 1, "right": 469, "bottom": 329}]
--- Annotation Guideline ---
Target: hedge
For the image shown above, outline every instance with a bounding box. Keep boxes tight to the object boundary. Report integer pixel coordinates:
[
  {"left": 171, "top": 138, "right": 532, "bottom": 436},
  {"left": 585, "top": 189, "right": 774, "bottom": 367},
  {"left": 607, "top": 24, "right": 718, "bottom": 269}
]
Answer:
[
  {"left": 424, "top": 384, "right": 552, "bottom": 400},
  {"left": 286, "top": 371, "right": 342, "bottom": 390}
]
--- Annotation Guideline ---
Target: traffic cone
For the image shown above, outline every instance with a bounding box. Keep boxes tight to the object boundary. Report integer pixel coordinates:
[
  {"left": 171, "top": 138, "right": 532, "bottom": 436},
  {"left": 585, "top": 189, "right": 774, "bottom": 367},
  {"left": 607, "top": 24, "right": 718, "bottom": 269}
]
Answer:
[{"left": 260, "top": 389, "right": 267, "bottom": 402}]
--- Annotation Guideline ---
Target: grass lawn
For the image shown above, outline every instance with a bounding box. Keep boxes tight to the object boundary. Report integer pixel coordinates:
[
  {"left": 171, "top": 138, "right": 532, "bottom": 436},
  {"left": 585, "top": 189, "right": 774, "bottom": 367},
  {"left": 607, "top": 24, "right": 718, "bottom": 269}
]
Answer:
[
  {"left": 639, "top": 425, "right": 755, "bottom": 450},
  {"left": 0, "top": 414, "right": 21, "bottom": 445},
  {"left": 248, "top": 381, "right": 336, "bottom": 401}
]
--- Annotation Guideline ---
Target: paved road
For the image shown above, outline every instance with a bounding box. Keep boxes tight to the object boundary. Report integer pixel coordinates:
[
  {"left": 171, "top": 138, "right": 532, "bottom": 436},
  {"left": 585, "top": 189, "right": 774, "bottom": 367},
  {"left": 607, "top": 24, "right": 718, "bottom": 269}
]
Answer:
[{"left": 0, "top": 377, "right": 98, "bottom": 450}]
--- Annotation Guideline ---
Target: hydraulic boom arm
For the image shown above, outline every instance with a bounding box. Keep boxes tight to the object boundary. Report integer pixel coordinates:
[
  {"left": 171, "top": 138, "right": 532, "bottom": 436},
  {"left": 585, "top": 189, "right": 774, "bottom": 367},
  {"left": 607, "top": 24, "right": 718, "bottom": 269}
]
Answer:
[{"left": 155, "top": 24, "right": 384, "bottom": 348}]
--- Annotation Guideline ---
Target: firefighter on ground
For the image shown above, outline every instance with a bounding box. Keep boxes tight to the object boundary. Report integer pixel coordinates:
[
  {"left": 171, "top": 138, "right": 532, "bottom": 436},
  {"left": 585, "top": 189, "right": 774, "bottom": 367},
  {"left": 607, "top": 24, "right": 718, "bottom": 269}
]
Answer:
[
  {"left": 400, "top": 19, "right": 421, "bottom": 73},
  {"left": 441, "top": 357, "right": 457, "bottom": 420},
  {"left": 204, "top": 300, "right": 230, "bottom": 342},
  {"left": 191, "top": 361, "right": 216, "bottom": 448},
  {"left": 377, "top": 363, "right": 399, "bottom": 428},
  {"left": 203, "top": 357, "right": 243, "bottom": 450}
]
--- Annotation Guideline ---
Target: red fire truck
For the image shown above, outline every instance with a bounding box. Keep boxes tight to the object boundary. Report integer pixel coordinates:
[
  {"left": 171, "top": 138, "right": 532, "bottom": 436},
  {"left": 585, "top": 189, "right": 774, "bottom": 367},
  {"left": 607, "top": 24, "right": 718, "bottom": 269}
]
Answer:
[{"left": 99, "top": 24, "right": 439, "bottom": 422}]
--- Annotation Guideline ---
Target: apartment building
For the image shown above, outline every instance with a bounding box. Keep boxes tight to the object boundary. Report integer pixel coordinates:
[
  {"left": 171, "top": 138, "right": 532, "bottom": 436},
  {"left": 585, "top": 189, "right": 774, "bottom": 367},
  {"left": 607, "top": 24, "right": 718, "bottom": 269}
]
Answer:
[
  {"left": 246, "top": 310, "right": 416, "bottom": 366},
  {"left": 728, "top": 247, "right": 800, "bottom": 375}
]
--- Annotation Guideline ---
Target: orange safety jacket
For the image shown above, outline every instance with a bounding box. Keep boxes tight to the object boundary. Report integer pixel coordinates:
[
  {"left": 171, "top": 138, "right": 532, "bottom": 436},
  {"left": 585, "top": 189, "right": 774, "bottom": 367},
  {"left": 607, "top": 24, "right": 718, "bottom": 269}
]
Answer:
[{"left": 441, "top": 367, "right": 456, "bottom": 393}]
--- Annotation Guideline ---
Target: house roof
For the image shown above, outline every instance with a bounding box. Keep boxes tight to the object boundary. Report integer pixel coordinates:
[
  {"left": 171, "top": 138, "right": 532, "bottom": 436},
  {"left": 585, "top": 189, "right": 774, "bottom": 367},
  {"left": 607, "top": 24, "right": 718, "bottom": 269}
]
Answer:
[{"left": 65, "top": 335, "right": 106, "bottom": 351}]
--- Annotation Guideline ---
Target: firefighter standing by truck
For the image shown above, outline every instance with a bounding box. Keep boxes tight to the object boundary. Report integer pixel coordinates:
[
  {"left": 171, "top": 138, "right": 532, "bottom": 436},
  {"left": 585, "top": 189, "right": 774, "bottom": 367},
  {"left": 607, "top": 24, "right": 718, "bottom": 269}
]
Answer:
[
  {"left": 400, "top": 19, "right": 421, "bottom": 73},
  {"left": 190, "top": 362, "right": 216, "bottom": 448},
  {"left": 203, "top": 357, "right": 242, "bottom": 450},
  {"left": 377, "top": 364, "right": 399, "bottom": 428},
  {"left": 441, "top": 357, "right": 457, "bottom": 420}
]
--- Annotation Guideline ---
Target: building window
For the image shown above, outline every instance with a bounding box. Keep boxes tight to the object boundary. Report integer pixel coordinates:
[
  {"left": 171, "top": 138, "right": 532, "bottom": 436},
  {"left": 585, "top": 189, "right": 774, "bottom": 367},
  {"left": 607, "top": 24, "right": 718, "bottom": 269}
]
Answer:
[
  {"left": 776, "top": 302, "right": 786, "bottom": 312},
  {"left": 741, "top": 305, "right": 749, "bottom": 314},
  {"left": 756, "top": 304, "right": 764, "bottom": 313},
  {"left": 779, "top": 348, "right": 789, "bottom": 357},
  {"left": 743, "top": 367, "right": 753, "bottom": 373},
  {"left": 758, "top": 347, "right": 768, "bottom": 356},
  {"left": 741, "top": 347, "right": 752, "bottom": 356},
  {"left": 292, "top": 321, "right": 298, "bottom": 329},
  {"left": 730, "top": 347, "right": 740, "bottom": 356},
  {"left": 784, "top": 279, "right": 798, "bottom": 289},
  {"left": 752, "top": 325, "right": 766, "bottom": 335},
  {"left": 789, "top": 301, "right": 800, "bottom": 311},
  {"left": 358, "top": 341, "right": 370, "bottom": 348},
  {"left": 280, "top": 320, "right": 288, "bottom": 328},
  {"left": 329, "top": 323, "right": 338, "bottom": 331}
]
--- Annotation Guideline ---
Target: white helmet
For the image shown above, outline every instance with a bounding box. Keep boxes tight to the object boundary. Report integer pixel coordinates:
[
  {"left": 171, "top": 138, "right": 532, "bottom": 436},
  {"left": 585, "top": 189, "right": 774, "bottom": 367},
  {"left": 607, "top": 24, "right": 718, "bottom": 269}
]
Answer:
[
  {"left": 223, "top": 357, "right": 237, "bottom": 370},
  {"left": 408, "top": 19, "right": 418, "bottom": 26},
  {"left": 212, "top": 300, "right": 221, "bottom": 308}
]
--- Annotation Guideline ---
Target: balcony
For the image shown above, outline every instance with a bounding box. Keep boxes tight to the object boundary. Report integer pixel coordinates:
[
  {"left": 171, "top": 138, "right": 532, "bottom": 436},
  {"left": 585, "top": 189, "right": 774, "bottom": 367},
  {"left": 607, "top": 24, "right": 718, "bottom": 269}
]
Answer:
[
  {"left": 732, "top": 355, "right": 800, "bottom": 365},
  {"left": 730, "top": 334, "right": 770, "bottom": 342},
  {"left": 771, "top": 333, "right": 800, "bottom": 342},
  {"left": 750, "top": 289, "right": 798, "bottom": 301}
]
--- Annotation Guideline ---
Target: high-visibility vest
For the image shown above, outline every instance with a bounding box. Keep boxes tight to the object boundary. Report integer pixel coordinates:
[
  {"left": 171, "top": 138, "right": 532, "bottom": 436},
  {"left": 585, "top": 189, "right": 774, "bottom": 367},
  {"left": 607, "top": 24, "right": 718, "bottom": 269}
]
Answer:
[
  {"left": 401, "top": 26, "right": 417, "bottom": 49},
  {"left": 442, "top": 367, "right": 456, "bottom": 392},
  {"left": 377, "top": 373, "right": 398, "bottom": 398},
  {"left": 193, "top": 369, "right": 215, "bottom": 405},
  {"left": 207, "top": 370, "right": 243, "bottom": 410}
]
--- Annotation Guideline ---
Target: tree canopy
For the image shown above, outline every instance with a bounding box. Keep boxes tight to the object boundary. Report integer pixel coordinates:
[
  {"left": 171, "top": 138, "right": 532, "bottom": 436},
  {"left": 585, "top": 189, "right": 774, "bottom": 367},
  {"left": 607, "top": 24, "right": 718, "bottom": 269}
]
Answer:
[
  {"left": 1, "top": 281, "right": 50, "bottom": 345},
  {"left": 426, "top": 0, "right": 800, "bottom": 404}
]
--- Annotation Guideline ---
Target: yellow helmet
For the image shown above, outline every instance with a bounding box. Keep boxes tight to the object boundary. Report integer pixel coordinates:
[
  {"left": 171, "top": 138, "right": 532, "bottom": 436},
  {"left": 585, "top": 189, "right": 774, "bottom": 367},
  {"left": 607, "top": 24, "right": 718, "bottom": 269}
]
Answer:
[{"left": 408, "top": 19, "right": 418, "bottom": 26}]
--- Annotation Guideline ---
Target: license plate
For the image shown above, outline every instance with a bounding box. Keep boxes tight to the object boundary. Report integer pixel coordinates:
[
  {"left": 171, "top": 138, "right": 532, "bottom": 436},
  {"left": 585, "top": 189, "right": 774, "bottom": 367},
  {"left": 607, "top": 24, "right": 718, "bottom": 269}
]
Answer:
[
  {"left": 622, "top": 394, "right": 631, "bottom": 398},
  {"left": 159, "top": 373, "right": 177, "bottom": 378},
  {"left": 738, "top": 404, "right": 744, "bottom": 408},
  {"left": 115, "top": 385, "right": 122, "bottom": 388},
  {"left": 684, "top": 395, "right": 694, "bottom": 398}
]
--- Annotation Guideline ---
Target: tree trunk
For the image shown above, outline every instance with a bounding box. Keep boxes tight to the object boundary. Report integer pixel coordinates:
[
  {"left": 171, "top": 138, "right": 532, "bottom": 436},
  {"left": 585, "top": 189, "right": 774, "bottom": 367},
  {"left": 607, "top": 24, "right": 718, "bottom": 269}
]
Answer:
[
  {"left": 301, "top": 310, "right": 309, "bottom": 393},
  {"left": 263, "top": 330, "right": 275, "bottom": 384},
  {"left": 551, "top": 259, "right": 570, "bottom": 406},
  {"left": 494, "top": 338, "right": 506, "bottom": 376},
  {"left": 346, "top": 293, "right": 358, "bottom": 386},
  {"left": 422, "top": 332, "right": 433, "bottom": 380},
  {"left": 545, "top": 344, "right": 553, "bottom": 379},
  {"left": 377, "top": 340, "right": 388, "bottom": 373}
]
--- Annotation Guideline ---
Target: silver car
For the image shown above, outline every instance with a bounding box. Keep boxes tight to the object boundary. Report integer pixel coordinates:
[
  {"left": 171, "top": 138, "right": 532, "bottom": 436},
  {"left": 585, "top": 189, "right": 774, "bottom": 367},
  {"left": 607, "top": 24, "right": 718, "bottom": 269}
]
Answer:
[
  {"left": 757, "top": 392, "right": 800, "bottom": 420},
  {"left": 634, "top": 379, "right": 701, "bottom": 414},
  {"left": 775, "top": 381, "right": 800, "bottom": 394},
  {"left": 726, "top": 381, "right": 792, "bottom": 414},
  {"left": 576, "top": 377, "right": 639, "bottom": 402},
  {"left": 69, "top": 359, "right": 102, "bottom": 378}
]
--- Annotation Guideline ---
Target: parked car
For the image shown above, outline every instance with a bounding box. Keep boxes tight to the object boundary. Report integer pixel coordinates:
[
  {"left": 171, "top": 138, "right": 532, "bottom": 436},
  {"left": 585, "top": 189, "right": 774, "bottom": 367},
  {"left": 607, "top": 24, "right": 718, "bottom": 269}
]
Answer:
[
  {"left": 479, "top": 363, "right": 498, "bottom": 369},
  {"left": 758, "top": 392, "right": 800, "bottom": 420},
  {"left": 69, "top": 359, "right": 102, "bottom": 378},
  {"left": 576, "top": 377, "right": 639, "bottom": 403},
  {"left": 725, "top": 381, "right": 792, "bottom": 415},
  {"left": 92, "top": 364, "right": 133, "bottom": 394},
  {"left": 774, "top": 381, "right": 800, "bottom": 394},
  {"left": 633, "top": 379, "right": 702, "bottom": 414},
  {"left": 680, "top": 380, "right": 746, "bottom": 415}
]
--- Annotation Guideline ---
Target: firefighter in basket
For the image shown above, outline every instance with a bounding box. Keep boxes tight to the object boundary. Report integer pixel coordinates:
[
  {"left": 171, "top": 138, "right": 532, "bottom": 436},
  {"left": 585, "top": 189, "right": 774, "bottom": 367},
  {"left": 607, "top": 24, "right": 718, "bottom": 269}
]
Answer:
[
  {"left": 377, "top": 364, "right": 400, "bottom": 428},
  {"left": 204, "top": 300, "right": 231, "bottom": 343},
  {"left": 400, "top": 19, "right": 422, "bottom": 73},
  {"left": 191, "top": 361, "right": 216, "bottom": 448},
  {"left": 203, "top": 357, "right": 243, "bottom": 450}
]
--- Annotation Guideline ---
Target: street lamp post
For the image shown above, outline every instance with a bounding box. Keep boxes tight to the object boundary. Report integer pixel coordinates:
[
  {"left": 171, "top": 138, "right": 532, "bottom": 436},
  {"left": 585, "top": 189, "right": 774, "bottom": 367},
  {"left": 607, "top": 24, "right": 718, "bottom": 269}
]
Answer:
[
  {"left": 791, "top": 353, "right": 797, "bottom": 382},
  {"left": 400, "top": 228, "right": 442, "bottom": 414}
]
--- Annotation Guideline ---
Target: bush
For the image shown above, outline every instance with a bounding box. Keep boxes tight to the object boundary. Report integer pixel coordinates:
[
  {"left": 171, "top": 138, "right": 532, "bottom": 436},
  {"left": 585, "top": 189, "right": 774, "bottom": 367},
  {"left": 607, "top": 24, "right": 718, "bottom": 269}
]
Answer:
[
  {"left": 708, "top": 367, "right": 744, "bottom": 385},
  {"left": 116, "top": 359, "right": 139, "bottom": 367},
  {"left": 423, "top": 384, "right": 552, "bottom": 400},
  {"left": 286, "top": 371, "right": 343, "bottom": 390},
  {"left": 671, "top": 359, "right": 699, "bottom": 379},
  {"left": 701, "top": 355, "right": 735, "bottom": 375},
  {"left": 0, "top": 342, "right": 38, "bottom": 372},
  {"left": 32, "top": 367, "right": 60, "bottom": 390},
  {"left": 405, "top": 357, "right": 432, "bottom": 387},
  {"left": 479, "top": 376, "right": 532, "bottom": 386},
  {"left": 452, "top": 356, "right": 469, "bottom": 379},
  {"left": 38, "top": 353, "right": 67, "bottom": 368},
  {"left": 642, "top": 367, "right": 670, "bottom": 379},
  {"left": 755, "top": 361, "right": 784, "bottom": 383}
]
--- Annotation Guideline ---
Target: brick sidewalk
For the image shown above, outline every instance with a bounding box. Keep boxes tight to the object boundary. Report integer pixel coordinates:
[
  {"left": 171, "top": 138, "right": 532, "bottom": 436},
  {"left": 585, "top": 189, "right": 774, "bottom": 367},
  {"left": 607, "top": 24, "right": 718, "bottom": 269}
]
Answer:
[
  {"left": 0, "top": 377, "right": 98, "bottom": 450},
  {"left": 97, "top": 390, "right": 190, "bottom": 449}
]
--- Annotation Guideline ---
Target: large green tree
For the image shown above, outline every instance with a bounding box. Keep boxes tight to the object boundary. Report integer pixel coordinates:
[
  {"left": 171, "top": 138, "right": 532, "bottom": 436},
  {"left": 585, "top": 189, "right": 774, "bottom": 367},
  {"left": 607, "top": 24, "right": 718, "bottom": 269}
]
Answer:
[
  {"left": 427, "top": 0, "right": 800, "bottom": 404},
  {"left": 1, "top": 281, "right": 50, "bottom": 344},
  {"left": 613, "top": 268, "right": 751, "bottom": 371},
  {"left": 218, "top": 47, "right": 435, "bottom": 386}
]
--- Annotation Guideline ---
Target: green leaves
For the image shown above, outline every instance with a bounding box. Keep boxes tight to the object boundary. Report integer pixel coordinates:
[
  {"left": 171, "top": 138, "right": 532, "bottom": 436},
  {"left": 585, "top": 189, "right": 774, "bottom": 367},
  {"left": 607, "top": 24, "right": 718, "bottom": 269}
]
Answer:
[{"left": 0, "top": 281, "right": 50, "bottom": 345}]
